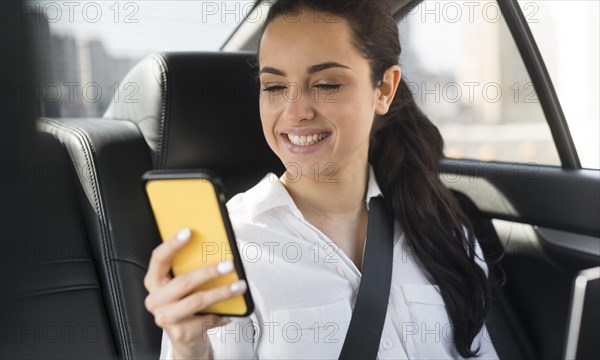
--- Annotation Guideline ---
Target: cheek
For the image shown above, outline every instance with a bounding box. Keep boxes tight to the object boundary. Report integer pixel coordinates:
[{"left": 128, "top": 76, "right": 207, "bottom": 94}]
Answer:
[
  {"left": 259, "top": 100, "right": 279, "bottom": 147},
  {"left": 352, "top": 90, "right": 378, "bottom": 130},
  {"left": 326, "top": 90, "right": 375, "bottom": 134},
  {"left": 259, "top": 95, "right": 280, "bottom": 120},
  {"left": 259, "top": 98, "right": 273, "bottom": 126}
]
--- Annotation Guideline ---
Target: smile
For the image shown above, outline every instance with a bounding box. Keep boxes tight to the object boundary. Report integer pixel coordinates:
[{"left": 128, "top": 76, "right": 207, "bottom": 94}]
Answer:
[{"left": 286, "top": 133, "right": 329, "bottom": 146}]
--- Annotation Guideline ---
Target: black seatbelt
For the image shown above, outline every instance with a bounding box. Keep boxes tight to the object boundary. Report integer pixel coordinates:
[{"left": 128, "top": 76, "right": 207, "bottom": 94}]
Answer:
[{"left": 339, "top": 196, "right": 394, "bottom": 359}]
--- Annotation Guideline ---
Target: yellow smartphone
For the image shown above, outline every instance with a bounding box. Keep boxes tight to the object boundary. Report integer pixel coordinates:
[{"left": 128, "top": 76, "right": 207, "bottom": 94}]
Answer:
[{"left": 142, "top": 169, "right": 254, "bottom": 317}]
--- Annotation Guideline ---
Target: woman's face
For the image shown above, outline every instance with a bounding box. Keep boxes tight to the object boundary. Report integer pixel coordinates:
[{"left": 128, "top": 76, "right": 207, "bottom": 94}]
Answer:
[{"left": 258, "top": 9, "right": 384, "bottom": 179}]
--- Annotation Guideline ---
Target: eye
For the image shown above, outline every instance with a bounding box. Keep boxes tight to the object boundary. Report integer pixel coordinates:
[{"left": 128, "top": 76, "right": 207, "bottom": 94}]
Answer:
[
  {"left": 261, "top": 85, "right": 286, "bottom": 93},
  {"left": 314, "top": 84, "right": 341, "bottom": 91}
]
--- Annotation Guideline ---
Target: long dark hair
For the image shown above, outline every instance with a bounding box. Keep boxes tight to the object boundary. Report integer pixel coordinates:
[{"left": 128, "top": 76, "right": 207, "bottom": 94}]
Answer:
[{"left": 258, "top": 0, "right": 490, "bottom": 357}]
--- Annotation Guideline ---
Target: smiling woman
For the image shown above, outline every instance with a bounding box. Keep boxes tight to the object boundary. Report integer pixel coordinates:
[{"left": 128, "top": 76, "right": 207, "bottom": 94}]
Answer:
[
  {"left": 144, "top": 0, "right": 499, "bottom": 359},
  {"left": 257, "top": 12, "right": 397, "bottom": 272}
]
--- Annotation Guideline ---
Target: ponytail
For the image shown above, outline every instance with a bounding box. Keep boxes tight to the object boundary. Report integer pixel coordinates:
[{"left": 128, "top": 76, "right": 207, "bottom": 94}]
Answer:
[{"left": 370, "top": 78, "right": 490, "bottom": 357}]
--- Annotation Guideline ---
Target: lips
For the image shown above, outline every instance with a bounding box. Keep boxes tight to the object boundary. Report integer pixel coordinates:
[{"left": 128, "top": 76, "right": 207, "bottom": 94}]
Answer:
[{"left": 281, "top": 129, "right": 331, "bottom": 155}]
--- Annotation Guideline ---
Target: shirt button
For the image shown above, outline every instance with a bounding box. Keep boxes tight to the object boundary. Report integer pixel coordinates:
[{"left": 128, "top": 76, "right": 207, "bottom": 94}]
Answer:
[{"left": 382, "top": 338, "right": 393, "bottom": 350}]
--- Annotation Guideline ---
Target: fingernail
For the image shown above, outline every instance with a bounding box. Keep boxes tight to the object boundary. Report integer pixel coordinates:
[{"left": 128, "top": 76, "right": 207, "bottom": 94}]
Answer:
[
  {"left": 229, "top": 280, "right": 247, "bottom": 294},
  {"left": 176, "top": 227, "right": 191, "bottom": 242},
  {"left": 217, "top": 260, "right": 234, "bottom": 274}
]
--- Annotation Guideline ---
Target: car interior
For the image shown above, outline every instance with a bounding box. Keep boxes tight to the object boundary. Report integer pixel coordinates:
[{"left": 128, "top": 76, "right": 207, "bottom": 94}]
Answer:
[{"left": 1, "top": 1, "right": 598, "bottom": 359}]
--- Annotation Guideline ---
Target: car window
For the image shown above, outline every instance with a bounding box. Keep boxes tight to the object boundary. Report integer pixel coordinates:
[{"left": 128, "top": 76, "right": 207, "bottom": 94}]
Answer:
[
  {"left": 397, "top": 0, "right": 561, "bottom": 166},
  {"left": 29, "top": 0, "right": 255, "bottom": 118},
  {"left": 520, "top": 0, "right": 599, "bottom": 170}
]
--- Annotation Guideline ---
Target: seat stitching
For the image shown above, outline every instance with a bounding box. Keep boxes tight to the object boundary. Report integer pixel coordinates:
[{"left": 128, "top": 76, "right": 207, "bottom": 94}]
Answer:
[
  {"left": 37, "top": 117, "right": 133, "bottom": 359},
  {"left": 153, "top": 53, "right": 169, "bottom": 169},
  {"left": 111, "top": 258, "right": 148, "bottom": 272}
]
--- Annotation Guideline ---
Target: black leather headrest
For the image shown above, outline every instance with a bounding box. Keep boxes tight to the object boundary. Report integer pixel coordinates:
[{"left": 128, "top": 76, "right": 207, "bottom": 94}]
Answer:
[{"left": 104, "top": 52, "right": 284, "bottom": 196}]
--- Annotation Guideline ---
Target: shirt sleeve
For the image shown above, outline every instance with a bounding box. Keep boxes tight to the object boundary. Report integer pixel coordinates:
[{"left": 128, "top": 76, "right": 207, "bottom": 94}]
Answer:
[
  {"left": 159, "top": 314, "right": 258, "bottom": 360},
  {"left": 206, "top": 314, "right": 257, "bottom": 359},
  {"left": 159, "top": 329, "right": 173, "bottom": 359}
]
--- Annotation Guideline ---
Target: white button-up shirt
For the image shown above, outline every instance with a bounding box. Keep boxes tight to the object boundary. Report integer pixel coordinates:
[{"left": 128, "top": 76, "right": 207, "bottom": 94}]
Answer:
[{"left": 161, "top": 165, "right": 499, "bottom": 359}]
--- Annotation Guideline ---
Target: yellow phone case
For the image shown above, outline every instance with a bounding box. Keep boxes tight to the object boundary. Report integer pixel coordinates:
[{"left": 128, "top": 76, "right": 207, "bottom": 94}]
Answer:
[{"left": 143, "top": 170, "right": 253, "bottom": 317}]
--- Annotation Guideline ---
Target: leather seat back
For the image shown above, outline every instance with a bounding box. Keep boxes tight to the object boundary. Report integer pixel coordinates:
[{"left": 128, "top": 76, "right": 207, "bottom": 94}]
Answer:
[
  {"left": 104, "top": 52, "right": 284, "bottom": 198},
  {"left": 2, "top": 132, "right": 118, "bottom": 358},
  {"left": 37, "top": 117, "right": 161, "bottom": 359},
  {"left": 36, "top": 52, "right": 284, "bottom": 359}
]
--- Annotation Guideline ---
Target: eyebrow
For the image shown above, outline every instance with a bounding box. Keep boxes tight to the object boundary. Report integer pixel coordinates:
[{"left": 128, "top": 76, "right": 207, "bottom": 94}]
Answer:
[{"left": 259, "top": 62, "right": 351, "bottom": 76}]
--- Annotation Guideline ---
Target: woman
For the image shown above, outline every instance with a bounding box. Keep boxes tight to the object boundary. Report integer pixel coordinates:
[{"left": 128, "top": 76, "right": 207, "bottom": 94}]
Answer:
[{"left": 144, "top": 0, "right": 499, "bottom": 358}]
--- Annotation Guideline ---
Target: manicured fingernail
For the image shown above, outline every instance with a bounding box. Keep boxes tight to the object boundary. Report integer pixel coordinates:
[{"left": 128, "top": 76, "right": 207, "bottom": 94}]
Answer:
[
  {"left": 176, "top": 227, "right": 191, "bottom": 242},
  {"left": 229, "top": 280, "right": 247, "bottom": 294},
  {"left": 217, "top": 260, "right": 234, "bottom": 274}
]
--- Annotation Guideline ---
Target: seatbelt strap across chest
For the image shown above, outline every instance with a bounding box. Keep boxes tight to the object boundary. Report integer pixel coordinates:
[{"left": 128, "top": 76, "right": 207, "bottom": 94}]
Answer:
[{"left": 339, "top": 196, "right": 395, "bottom": 359}]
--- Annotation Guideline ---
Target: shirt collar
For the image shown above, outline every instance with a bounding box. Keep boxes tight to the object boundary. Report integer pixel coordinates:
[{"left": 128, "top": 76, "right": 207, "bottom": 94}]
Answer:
[
  {"left": 365, "top": 163, "right": 383, "bottom": 210},
  {"left": 244, "top": 163, "right": 383, "bottom": 220}
]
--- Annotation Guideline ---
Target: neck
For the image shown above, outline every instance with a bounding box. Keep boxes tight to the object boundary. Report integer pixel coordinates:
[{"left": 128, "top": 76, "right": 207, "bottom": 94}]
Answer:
[{"left": 280, "top": 160, "right": 370, "bottom": 221}]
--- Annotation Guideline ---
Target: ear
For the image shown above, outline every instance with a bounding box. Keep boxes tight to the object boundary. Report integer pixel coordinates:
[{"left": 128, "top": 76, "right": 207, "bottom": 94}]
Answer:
[{"left": 374, "top": 65, "right": 401, "bottom": 116}]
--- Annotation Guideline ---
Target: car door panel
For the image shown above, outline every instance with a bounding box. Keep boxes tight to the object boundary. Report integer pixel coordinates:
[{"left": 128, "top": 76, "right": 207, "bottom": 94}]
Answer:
[{"left": 441, "top": 159, "right": 599, "bottom": 359}]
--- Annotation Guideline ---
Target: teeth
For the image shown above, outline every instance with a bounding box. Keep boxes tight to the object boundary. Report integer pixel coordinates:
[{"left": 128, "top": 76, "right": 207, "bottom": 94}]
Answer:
[{"left": 287, "top": 133, "right": 328, "bottom": 146}]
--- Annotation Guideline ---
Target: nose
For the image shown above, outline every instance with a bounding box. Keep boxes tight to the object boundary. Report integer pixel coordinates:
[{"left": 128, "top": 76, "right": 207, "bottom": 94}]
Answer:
[{"left": 282, "top": 83, "right": 315, "bottom": 124}]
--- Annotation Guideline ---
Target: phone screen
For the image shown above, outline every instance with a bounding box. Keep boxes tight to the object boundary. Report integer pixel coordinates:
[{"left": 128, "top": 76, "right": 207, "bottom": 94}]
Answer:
[{"left": 144, "top": 174, "right": 253, "bottom": 316}]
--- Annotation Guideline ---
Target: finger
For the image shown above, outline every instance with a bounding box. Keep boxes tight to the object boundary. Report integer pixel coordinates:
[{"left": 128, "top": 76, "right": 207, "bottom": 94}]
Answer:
[
  {"left": 154, "top": 280, "right": 247, "bottom": 326},
  {"left": 146, "top": 260, "right": 235, "bottom": 310},
  {"left": 144, "top": 227, "right": 192, "bottom": 291}
]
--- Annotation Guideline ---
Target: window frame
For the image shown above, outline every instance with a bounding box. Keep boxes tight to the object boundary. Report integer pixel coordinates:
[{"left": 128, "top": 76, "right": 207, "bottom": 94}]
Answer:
[
  {"left": 392, "top": 0, "right": 581, "bottom": 169},
  {"left": 497, "top": 0, "right": 580, "bottom": 169}
]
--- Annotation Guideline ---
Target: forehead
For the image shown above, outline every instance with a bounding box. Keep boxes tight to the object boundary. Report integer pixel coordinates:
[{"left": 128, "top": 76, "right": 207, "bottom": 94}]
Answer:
[{"left": 258, "top": 9, "right": 366, "bottom": 73}]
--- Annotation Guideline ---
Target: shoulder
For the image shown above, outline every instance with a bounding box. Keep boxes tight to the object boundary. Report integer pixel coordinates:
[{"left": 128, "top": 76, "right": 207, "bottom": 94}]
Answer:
[
  {"left": 224, "top": 173, "right": 291, "bottom": 246},
  {"left": 226, "top": 190, "right": 252, "bottom": 223},
  {"left": 225, "top": 172, "right": 277, "bottom": 223}
]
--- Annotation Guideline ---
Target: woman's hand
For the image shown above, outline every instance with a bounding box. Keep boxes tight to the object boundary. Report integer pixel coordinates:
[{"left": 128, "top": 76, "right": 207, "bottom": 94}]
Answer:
[{"left": 144, "top": 228, "right": 247, "bottom": 359}]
